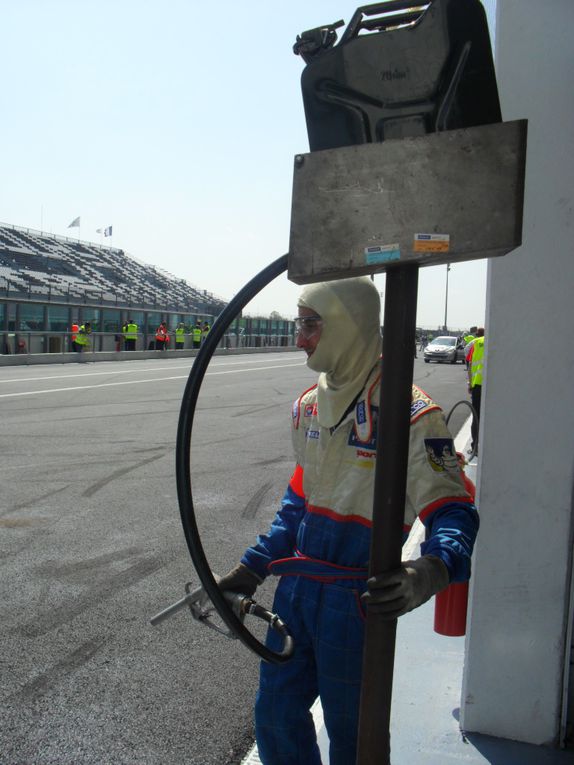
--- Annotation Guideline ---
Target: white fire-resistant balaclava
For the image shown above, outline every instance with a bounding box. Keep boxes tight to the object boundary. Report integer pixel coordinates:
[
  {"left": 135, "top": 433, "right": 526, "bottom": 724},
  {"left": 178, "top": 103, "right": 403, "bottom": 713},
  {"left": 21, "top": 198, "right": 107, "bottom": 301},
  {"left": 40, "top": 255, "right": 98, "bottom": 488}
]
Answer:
[{"left": 298, "top": 277, "right": 382, "bottom": 428}]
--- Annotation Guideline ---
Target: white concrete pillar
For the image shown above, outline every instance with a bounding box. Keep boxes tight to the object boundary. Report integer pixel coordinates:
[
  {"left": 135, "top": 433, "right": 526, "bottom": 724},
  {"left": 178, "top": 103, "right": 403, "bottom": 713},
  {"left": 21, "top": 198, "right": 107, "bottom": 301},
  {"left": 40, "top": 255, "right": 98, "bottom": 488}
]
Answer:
[{"left": 461, "top": 0, "right": 574, "bottom": 746}]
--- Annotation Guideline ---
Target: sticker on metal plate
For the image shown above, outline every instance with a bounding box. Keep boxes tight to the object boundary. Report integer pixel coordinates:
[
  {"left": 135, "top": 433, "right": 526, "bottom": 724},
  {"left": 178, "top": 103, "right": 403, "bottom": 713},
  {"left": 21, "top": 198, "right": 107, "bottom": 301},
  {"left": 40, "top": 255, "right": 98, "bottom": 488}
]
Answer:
[
  {"left": 364, "top": 244, "right": 400, "bottom": 265},
  {"left": 413, "top": 233, "right": 450, "bottom": 253}
]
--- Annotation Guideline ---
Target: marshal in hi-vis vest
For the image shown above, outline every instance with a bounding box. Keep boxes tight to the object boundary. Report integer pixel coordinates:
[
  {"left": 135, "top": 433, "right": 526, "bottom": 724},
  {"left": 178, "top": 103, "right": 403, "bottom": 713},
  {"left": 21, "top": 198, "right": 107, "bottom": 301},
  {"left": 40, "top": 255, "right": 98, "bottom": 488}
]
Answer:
[{"left": 470, "top": 337, "right": 485, "bottom": 387}]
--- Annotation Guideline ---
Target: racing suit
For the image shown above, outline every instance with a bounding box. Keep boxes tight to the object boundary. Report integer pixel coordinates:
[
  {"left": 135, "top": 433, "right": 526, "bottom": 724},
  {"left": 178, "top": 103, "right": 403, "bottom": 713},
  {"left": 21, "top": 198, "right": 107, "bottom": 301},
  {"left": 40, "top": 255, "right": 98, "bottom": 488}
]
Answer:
[{"left": 241, "top": 366, "right": 479, "bottom": 765}]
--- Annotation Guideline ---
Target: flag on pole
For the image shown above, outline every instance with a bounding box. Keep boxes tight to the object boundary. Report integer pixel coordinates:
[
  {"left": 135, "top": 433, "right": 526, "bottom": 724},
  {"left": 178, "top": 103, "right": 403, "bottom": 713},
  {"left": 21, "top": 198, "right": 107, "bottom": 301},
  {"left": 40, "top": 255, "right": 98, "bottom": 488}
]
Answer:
[
  {"left": 68, "top": 216, "right": 80, "bottom": 228},
  {"left": 104, "top": 226, "right": 113, "bottom": 237},
  {"left": 96, "top": 228, "right": 103, "bottom": 234}
]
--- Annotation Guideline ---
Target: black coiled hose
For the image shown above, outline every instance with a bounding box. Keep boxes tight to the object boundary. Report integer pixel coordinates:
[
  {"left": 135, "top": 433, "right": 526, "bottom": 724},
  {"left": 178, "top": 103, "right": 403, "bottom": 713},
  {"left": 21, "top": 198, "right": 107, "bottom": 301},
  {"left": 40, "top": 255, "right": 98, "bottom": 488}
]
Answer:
[
  {"left": 446, "top": 399, "right": 479, "bottom": 462},
  {"left": 175, "top": 254, "right": 294, "bottom": 664}
]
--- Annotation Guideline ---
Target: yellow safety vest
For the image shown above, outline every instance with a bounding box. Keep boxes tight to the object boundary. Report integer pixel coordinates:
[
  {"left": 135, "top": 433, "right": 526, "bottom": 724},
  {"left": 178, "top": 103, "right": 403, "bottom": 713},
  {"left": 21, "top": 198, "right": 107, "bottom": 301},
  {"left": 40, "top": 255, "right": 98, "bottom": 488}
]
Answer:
[
  {"left": 124, "top": 323, "right": 138, "bottom": 340},
  {"left": 470, "top": 337, "right": 485, "bottom": 387},
  {"left": 176, "top": 327, "right": 185, "bottom": 342},
  {"left": 75, "top": 325, "right": 90, "bottom": 346},
  {"left": 193, "top": 327, "right": 202, "bottom": 341},
  {"left": 201, "top": 325, "right": 210, "bottom": 339}
]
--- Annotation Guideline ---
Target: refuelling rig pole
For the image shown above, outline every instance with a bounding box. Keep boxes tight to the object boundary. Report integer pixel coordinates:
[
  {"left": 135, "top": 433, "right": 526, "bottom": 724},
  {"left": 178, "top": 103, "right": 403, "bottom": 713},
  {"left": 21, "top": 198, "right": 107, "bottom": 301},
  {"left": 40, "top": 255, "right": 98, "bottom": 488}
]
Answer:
[{"left": 290, "top": 2, "right": 527, "bottom": 762}]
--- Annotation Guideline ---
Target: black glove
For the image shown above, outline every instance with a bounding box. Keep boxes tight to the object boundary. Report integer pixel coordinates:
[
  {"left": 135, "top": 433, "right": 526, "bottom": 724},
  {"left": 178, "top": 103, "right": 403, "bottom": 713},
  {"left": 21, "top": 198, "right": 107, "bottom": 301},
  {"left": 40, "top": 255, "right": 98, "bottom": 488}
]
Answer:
[
  {"left": 362, "top": 555, "right": 449, "bottom": 619},
  {"left": 217, "top": 563, "right": 262, "bottom": 598}
]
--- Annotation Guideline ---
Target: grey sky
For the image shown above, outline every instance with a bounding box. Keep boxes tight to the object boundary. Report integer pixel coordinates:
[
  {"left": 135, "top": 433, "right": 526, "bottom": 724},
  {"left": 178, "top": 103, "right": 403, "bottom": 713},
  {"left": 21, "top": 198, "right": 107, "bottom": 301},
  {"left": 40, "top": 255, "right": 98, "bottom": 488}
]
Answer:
[{"left": 2, "top": 0, "right": 497, "bottom": 328}]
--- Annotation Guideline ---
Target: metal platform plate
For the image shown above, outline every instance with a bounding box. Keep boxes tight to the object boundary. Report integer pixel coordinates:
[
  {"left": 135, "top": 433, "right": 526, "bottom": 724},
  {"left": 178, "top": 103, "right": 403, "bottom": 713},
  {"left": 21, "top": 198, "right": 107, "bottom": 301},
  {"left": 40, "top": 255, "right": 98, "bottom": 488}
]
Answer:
[{"left": 288, "top": 120, "right": 527, "bottom": 284}]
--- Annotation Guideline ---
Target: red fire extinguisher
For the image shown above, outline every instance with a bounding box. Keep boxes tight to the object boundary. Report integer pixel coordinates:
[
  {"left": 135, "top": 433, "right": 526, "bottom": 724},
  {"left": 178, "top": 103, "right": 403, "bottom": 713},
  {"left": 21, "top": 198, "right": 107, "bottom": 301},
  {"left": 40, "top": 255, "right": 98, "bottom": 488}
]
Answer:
[{"left": 434, "top": 456, "right": 475, "bottom": 637}]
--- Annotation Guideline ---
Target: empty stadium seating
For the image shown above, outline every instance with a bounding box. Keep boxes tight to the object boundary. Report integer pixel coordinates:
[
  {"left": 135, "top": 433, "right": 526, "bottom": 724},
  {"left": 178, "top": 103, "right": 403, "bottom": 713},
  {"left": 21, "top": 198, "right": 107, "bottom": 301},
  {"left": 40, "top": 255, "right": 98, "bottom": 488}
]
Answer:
[{"left": 0, "top": 223, "right": 226, "bottom": 316}]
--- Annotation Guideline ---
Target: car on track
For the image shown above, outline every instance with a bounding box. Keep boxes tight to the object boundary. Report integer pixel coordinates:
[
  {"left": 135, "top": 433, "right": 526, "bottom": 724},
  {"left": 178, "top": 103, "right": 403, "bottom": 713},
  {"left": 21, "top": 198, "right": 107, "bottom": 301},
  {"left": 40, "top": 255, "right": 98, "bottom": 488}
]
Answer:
[{"left": 423, "top": 335, "right": 466, "bottom": 364}]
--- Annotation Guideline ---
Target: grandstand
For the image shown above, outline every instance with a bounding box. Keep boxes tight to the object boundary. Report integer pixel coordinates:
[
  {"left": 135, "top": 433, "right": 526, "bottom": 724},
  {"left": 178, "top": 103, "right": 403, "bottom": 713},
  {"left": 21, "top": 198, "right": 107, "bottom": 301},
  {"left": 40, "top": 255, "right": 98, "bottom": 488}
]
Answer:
[
  {"left": 0, "top": 222, "right": 226, "bottom": 315},
  {"left": 0, "top": 222, "right": 297, "bottom": 356}
]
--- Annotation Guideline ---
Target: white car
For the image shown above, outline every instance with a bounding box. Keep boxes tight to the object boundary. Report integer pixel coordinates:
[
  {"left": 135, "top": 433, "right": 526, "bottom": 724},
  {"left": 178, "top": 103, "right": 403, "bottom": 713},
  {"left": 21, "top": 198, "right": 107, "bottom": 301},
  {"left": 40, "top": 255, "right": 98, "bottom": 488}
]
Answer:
[{"left": 423, "top": 336, "right": 465, "bottom": 364}]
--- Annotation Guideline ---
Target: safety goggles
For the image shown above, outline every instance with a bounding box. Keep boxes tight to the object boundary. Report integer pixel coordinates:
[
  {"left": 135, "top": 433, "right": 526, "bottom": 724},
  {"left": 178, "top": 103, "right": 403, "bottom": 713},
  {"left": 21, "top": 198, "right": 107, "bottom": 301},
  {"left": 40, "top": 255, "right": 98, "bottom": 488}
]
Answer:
[{"left": 294, "top": 315, "right": 323, "bottom": 338}]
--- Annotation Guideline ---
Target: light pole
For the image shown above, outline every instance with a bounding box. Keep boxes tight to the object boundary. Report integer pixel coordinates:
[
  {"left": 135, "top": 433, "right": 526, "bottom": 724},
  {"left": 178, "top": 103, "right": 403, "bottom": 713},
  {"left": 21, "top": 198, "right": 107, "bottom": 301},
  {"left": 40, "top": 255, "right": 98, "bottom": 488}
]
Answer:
[{"left": 444, "top": 263, "right": 451, "bottom": 331}]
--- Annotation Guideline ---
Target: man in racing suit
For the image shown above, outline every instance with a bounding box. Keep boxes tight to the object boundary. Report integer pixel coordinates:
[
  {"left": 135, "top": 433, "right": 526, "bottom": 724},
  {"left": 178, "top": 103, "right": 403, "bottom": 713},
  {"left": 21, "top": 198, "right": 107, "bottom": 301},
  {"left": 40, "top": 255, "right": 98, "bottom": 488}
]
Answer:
[{"left": 218, "top": 277, "right": 479, "bottom": 765}]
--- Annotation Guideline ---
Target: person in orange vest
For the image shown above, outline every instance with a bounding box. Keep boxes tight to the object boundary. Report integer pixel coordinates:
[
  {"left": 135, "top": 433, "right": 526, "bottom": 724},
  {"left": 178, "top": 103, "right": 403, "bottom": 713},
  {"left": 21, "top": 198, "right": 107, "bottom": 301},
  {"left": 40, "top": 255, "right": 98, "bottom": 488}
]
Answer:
[
  {"left": 155, "top": 322, "right": 169, "bottom": 351},
  {"left": 71, "top": 321, "right": 80, "bottom": 352}
]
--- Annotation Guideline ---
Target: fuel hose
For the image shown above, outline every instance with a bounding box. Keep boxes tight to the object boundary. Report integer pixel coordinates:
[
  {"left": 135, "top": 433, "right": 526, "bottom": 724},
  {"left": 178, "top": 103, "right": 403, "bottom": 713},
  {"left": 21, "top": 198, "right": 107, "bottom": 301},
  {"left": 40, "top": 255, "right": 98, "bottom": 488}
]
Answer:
[
  {"left": 175, "top": 254, "right": 293, "bottom": 664},
  {"left": 445, "top": 399, "right": 479, "bottom": 462}
]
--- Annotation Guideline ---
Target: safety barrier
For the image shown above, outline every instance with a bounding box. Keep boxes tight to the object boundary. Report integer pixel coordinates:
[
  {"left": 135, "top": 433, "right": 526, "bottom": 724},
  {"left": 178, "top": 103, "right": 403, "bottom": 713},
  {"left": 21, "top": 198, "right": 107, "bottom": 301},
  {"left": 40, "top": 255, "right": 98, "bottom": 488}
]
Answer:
[{"left": 0, "top": 330, "right": 297, "bottom": 365}]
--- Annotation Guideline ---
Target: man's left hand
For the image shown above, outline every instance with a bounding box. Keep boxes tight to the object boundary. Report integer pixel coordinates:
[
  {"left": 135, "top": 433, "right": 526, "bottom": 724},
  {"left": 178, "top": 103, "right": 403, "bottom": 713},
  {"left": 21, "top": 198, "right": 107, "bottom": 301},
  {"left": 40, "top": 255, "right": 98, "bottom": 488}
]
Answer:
[{"left": 362, "top": 556, "right": 450, "bottom": 619}]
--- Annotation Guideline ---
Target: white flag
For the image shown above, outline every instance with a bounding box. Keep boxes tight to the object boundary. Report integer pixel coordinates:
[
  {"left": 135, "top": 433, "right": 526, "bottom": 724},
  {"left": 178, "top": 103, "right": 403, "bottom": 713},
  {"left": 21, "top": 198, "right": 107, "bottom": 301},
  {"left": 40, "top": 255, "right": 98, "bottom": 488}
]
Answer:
[
  {"left": 96, "top": 228, "right": 103, "bottom": 234},
  {"left": 68, "top": 216, "right": 80, "bottom": 228}
]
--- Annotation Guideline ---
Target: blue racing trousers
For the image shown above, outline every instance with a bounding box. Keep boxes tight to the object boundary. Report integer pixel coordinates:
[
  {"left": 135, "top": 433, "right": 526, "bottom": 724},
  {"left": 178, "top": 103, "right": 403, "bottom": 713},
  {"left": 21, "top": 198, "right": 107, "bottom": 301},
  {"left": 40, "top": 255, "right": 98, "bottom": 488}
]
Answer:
[{"left": 255, "top": 569, "right": 368, "bottom": 765}]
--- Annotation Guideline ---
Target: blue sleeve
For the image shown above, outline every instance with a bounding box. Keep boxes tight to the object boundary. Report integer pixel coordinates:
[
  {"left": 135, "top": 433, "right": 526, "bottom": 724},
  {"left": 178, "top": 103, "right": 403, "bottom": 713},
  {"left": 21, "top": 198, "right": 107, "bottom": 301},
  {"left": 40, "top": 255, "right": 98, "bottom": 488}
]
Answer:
[
  {"left": 420, "top": 502, "right": 480, "bottom": 582},
  {"left": 240, "top": 484, "right": 306, "bottom": 580}
]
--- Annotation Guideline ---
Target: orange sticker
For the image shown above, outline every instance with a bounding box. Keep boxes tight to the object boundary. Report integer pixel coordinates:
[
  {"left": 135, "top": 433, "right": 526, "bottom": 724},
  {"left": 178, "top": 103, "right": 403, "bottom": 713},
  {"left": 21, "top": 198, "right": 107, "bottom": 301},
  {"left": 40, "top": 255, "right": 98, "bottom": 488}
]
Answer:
[{"left": 413, "top": 233, "right": 450, "bottom": 253}]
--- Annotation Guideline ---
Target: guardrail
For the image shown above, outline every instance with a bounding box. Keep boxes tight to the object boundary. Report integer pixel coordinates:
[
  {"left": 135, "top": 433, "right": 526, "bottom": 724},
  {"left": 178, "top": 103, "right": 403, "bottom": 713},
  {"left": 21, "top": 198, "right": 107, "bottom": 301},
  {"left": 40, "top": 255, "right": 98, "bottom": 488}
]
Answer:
[{"left": 1, "top": 330, "right": 295, "bottom": 357}]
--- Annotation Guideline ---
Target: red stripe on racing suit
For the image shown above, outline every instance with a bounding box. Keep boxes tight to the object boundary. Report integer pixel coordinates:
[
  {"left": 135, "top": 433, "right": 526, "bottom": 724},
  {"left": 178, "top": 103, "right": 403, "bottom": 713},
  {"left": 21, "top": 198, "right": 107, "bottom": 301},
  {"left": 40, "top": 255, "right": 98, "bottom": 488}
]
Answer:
[{"left": 269, "top": 551, "right": 368, "bottom": 581}]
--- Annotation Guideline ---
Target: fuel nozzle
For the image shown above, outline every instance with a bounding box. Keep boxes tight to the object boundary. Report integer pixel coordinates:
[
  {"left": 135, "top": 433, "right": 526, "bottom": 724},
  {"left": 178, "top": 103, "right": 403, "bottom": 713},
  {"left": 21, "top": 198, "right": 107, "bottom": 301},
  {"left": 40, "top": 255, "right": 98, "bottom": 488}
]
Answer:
[{"left": 150, "top": 580, "right": 294, "bottom": 660}]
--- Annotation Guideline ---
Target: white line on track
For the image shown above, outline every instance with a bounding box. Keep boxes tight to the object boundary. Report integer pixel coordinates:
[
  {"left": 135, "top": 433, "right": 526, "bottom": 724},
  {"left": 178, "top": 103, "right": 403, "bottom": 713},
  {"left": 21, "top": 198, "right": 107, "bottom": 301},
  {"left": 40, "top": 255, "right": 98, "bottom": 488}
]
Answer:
[
  {"left": 0, "top": 362, "right": 306, "bottom": 399},
  {"left": 0, "top": 355, "right": 302, "bottom": 385}
]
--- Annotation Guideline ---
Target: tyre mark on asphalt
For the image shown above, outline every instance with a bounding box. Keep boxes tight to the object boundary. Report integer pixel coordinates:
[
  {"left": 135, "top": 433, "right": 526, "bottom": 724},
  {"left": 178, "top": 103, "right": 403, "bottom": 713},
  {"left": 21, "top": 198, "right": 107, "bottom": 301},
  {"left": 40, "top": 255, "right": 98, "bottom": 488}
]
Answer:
[
  {"left": 1, "top": 448, "right": 173, "bottom": 476},
  {"left": 82, "top": 450, "right": 166, "bottom": 497},
  {"left": 413, "top": 368, "right": 433, "bottom": 382},
  {"left": 241, "top": 482, "right": 273, "bottom": 519},
  {"left": 0, "top": 517, "right": 49, "bottom": 528},
  {"left": 18, "top": 554, "right": 163, "bottom": 638},
  {"left": 133, "top": 446, "right": 172, "bottom": 452},
  {"left": 231, "top": 402, "right": 283, "bottom": 418},
  {"left": 9, "top": 637, "right": 107, "bottom": 702},
  {"left": 198, "top": 433, "right": 255, "bottom": 447},
  {"left": 0, "top": 485, "right": 71, "bottom": 517},
  {"left": 34, "top": 546, "right": 144, "bottom": 579},
  {"left": 258, "top": 455, "right": 289, "bottom": 467}
]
